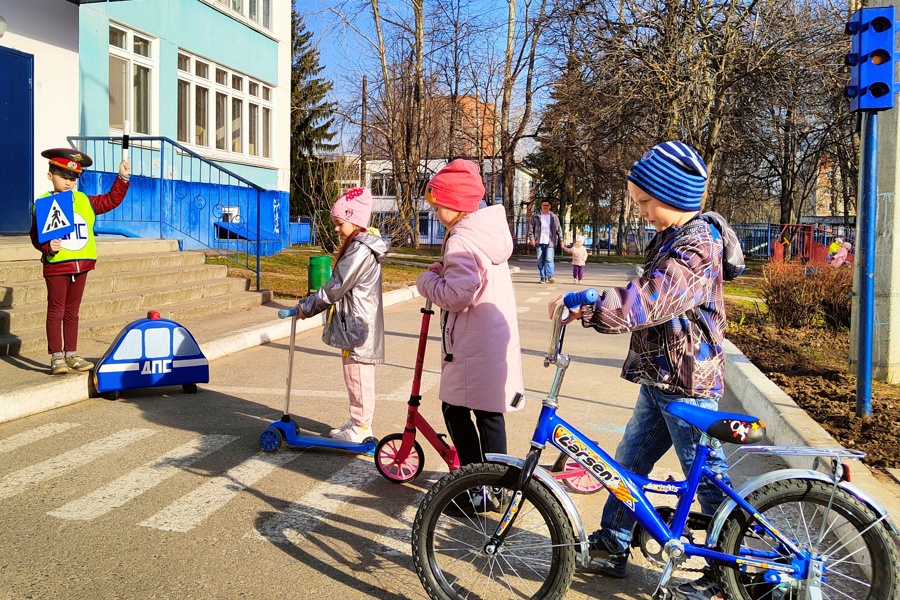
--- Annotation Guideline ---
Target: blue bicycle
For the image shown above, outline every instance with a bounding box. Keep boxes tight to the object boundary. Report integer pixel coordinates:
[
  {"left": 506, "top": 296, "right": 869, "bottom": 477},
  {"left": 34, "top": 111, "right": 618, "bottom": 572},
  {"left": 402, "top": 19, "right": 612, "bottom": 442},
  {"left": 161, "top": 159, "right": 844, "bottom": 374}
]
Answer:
[{"left": 411, "top": 289, "right": 899, "bottom": 600}]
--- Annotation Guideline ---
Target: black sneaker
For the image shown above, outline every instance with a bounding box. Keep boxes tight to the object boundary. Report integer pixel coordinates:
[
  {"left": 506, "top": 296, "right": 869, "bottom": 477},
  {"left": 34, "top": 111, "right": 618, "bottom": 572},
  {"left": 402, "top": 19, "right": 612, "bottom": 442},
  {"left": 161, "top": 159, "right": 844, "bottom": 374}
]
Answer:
[
  {"left": 443, "top": 488, "right": 501, "bottom": 517},
  {"left": 586, "top": 530, "right": 628, "bottom": 578},
  {"left": 672, "top": 569, "right": 722, "bottom": 600},
  {"left": 589, "top": 552, "right": 628, "bottom": 578}
]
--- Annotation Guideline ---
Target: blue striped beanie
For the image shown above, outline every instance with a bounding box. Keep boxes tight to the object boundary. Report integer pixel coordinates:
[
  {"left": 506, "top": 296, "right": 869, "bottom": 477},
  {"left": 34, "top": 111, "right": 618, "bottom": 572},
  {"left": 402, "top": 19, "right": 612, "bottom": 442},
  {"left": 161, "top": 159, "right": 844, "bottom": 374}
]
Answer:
[{"left": 627, "top": 141, "right": 708, "bottom": 211}]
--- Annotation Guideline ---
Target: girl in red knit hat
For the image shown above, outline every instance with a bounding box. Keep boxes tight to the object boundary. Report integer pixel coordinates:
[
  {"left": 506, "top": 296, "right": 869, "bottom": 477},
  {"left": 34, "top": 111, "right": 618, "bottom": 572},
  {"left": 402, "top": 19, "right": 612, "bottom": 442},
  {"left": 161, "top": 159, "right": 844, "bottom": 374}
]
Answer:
[{"left": 416, "top": 159, "right": 524, "bottom": 515}]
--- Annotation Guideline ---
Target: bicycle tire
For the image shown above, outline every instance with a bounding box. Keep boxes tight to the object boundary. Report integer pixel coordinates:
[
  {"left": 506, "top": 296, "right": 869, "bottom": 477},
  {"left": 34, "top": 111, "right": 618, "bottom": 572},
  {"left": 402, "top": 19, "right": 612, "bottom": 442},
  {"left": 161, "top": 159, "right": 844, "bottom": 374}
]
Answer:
[
  {"left": 374, "top": 433, "right": 425, "bottom": 483},
  {"left": 411, "top": 462, "right": 576, "bottom": 600},
  {"left": 715, "top": 478, "right": 899, "bottom": 600}
]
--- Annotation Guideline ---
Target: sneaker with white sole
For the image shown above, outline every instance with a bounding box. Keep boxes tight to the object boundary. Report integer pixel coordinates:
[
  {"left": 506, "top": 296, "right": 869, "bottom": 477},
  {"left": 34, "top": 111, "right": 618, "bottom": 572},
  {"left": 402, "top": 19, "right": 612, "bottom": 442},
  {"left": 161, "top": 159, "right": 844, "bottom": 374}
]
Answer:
[
  {"left": 331, "top": 424, "right": 372, "bottom": 443},
  {"left": 50, "top": 356, "right": 69, "bottom": 375},
  {"left": 65, "top": 354, "right": 94, "bottom": 372},
  {"left": 444, "top": 487, "right": 504, "bottom": 517},
  {"left": 672, "top": 570, "right": 723, "bottom": 600},
  {"left": 328, "top": 419, "right": 354, "bottom": 437}
]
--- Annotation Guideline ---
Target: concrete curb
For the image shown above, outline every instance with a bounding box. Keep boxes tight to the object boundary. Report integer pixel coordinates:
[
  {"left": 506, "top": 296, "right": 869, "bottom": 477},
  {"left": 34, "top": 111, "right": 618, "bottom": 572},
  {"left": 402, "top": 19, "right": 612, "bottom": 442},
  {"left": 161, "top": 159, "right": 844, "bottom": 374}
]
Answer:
[
  {"left": 0, "top": 285, "right": 423, "bottom": 424},
  {"left": 723, "top": 338, "right": 900, "bottom": 518}
]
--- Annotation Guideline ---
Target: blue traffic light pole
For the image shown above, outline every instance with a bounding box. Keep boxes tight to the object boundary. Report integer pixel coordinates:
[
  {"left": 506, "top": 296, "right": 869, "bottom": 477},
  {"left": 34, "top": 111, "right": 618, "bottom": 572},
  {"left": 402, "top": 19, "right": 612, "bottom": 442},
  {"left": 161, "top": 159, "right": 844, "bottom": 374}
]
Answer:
[
  {"left": 845, "top": 6, "right": 895, "bottom": 419},
  {"left": 857, "top": 112, "right": 877, "bottom": 419}
]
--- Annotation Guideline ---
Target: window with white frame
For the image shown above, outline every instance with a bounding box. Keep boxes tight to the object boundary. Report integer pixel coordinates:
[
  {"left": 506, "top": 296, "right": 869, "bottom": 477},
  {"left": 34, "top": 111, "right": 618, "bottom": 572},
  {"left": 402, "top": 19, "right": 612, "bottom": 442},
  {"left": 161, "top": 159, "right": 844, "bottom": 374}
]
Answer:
[
  {"left": 176, "top": 51, "right": 274, "bottom": 160},
  {"left": 211, "top": 0, "right": 271, "bottom": 30},
  {"left": 109, "top": 23, "right": 156, "bottom": 134}
]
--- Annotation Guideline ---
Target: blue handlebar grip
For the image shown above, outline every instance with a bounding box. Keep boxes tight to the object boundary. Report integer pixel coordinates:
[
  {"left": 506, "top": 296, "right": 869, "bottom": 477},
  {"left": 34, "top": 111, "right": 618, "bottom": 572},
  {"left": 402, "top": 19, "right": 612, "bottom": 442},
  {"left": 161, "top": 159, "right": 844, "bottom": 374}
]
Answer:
[
  {"left": 278, "top": 308, "right": 299, "bottom": 319},
  {"left": 564, "top": 288, "right": 599, "bottom": 309}
]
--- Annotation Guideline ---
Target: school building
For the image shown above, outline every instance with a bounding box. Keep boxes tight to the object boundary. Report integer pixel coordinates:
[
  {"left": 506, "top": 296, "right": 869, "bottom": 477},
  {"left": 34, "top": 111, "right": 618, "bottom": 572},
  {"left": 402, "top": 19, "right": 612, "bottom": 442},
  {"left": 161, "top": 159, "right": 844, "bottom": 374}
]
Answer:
[{"left": 0, "top": 0, "right": 291, "bottom": 255}]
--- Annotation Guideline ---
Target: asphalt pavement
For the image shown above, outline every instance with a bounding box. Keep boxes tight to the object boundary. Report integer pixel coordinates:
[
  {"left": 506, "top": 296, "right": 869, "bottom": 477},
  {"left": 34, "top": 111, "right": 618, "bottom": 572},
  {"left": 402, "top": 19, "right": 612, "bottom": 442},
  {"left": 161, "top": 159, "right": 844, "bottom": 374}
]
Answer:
[{"left": 0, "top": 260, "right": 897, "bottom": 599}]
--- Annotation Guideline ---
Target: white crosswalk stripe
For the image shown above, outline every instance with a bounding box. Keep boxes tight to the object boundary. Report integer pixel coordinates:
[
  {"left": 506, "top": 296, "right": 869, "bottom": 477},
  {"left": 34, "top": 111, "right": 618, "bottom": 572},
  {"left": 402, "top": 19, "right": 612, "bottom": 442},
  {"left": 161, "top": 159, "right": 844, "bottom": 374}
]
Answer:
[
  {"left": 0, "top": 428, "right": 157, "bottom": 500},
  {"left": 0, "top": 423, "right": 82, "bottom": 453},
  {"left": 248, "top": 456, "right": 373, "bottom": 545},
  {"left": 48, "top": 434, "right": 239, "bottom": 521},
  {"left": 139, "top": 450, "right": 300, "bottom": 532}
]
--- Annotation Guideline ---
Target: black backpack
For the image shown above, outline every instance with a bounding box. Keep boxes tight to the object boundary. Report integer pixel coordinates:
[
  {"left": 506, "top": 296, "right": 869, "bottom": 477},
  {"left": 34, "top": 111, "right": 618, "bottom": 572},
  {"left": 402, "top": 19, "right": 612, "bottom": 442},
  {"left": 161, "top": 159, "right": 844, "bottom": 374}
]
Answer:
[{"left": 701, "top": 212, "right": 745, "bottom": 281}]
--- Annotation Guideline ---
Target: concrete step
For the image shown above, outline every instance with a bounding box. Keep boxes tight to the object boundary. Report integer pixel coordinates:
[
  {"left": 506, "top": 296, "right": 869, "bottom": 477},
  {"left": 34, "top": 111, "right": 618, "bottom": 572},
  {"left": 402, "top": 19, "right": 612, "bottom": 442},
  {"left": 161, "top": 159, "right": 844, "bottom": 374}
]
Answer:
[
  {"left": 0, "top": 237, "right": 180, "bottom": 262},
  {"left": 0, "top": 263, "right": 229, "bottom": 308},
  {"left": 0, "top": 277, "right": 251, "bottom": 335},
  {"left": 0, "top": 250, "right": 208, "bottom": 285},
  {"left": 0, "top": 289, "right": 272, "bottom": 356}
]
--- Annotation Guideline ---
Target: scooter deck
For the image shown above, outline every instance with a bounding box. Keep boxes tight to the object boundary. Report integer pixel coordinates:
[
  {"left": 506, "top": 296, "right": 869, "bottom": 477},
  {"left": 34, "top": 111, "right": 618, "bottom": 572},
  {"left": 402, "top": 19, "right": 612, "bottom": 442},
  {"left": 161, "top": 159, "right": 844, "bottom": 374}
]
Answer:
[{"left": 260, "top": 420, "right": 377, "bottom": 455}]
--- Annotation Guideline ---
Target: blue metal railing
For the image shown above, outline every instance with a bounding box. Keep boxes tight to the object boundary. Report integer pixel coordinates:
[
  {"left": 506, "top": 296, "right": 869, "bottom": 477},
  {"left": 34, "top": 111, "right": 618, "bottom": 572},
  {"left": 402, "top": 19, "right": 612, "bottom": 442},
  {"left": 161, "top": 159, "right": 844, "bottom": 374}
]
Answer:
[{"left": 67, "top": 136, "right": 263, "bottom": 290}]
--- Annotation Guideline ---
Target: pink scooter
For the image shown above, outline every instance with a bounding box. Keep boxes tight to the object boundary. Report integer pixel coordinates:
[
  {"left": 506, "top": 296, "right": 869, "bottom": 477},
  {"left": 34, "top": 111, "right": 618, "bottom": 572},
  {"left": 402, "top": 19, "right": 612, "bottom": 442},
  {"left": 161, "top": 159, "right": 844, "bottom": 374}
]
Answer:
[{"left": 374, "top": 299, "right": 459, "bottom": 482}]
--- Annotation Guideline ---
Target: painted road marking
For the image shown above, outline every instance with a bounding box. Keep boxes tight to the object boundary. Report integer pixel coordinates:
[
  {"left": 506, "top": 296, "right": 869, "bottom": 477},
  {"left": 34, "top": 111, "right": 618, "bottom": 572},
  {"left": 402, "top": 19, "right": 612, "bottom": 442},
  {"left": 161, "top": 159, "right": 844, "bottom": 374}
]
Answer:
[
  {"left": 48, "top": 434, "right": 239, "bottom": 521},
  {"left": 525, "top": 297, "right": 543, "bottom": 303},
  {"left": 371, "top": 473, "right": 442, "bottom": 556},
  {"left": 248, "top": 456, "right": 373, "bottom": 545},
  {"left": 0, "top": 423, "right": 82, "bottom": 454},
  {"left": 0, "top": 428, "right": 157, "bottom": 500},
  {"left": 209, "top": 373, "right": 440, "bottom": 404},
  {"left": 139, "top": 450, "right": 299, "bottom": 532},
  {"left": 517, "top": 306, "right": 531, "bottom": 313}
]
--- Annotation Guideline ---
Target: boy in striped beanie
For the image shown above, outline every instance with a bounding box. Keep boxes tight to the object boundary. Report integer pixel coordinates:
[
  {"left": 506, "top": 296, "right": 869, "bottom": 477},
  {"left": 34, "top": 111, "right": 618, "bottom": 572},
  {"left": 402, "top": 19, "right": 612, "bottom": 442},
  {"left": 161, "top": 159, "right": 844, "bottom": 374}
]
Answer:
[{"left": 555, "top": 141, "right": 743, "bottom": 600}]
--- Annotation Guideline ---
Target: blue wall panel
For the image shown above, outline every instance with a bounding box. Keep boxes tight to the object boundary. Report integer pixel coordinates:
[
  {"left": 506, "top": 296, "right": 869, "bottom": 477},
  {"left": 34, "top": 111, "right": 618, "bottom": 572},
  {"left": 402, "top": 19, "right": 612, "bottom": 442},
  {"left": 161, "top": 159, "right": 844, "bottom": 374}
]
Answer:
[{"left": 80, "top": 171, "right": 289, "bottom": 255}]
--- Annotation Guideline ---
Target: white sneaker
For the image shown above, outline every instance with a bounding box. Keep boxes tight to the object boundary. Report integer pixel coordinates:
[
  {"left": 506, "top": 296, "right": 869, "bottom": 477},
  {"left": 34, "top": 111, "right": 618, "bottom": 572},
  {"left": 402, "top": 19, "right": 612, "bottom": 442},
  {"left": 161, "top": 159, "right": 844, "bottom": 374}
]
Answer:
[
  {"left": 331, "top": 424, "right": 373, "bottom": 443},
  {"left": 328, "top": 419, "right": 354, "bottom": 436}
]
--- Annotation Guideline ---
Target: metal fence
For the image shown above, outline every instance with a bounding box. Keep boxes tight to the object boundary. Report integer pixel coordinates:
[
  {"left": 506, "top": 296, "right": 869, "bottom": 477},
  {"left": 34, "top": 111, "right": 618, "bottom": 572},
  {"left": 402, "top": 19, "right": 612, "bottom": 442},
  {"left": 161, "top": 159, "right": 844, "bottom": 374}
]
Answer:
[{"left": 68, "top": 136, "right": 273, "bottom": 290}]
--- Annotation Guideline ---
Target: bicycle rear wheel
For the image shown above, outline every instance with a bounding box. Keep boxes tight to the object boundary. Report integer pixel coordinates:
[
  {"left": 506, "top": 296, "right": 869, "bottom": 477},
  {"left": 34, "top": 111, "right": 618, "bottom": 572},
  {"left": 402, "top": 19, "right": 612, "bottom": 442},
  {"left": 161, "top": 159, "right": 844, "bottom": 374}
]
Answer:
[
  {"left": 715, "top": 478, "right": 899, "bottom": 600},
  {"left": 411, "top": 462, "right": 576, "bottom": 600}
]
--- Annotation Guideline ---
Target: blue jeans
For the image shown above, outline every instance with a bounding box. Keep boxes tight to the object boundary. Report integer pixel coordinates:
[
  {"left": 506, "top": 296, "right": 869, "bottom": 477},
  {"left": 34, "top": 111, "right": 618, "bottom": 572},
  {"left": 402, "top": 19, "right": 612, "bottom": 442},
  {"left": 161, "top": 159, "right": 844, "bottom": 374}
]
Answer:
[
  {"left": 596, "top": 385, "right": 731, "bottom": 554},
  {"left": 537, "top": 244, "right": 555, "bottom": 280}
]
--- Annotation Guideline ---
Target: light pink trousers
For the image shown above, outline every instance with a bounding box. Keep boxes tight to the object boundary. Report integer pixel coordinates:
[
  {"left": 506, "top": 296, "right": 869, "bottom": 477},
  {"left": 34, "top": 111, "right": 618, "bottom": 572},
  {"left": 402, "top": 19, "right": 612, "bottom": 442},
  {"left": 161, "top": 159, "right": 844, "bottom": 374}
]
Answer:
[{"left": 342, "top": 355, "right": 376, "bottom": 427}]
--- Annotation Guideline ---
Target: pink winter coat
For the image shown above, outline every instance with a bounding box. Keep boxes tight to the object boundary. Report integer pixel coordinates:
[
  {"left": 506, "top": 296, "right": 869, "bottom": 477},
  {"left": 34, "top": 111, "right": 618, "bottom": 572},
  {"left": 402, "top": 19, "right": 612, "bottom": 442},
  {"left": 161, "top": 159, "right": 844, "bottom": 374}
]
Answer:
[
  {"left": 416, "top": 205, "right": 525, "bottom": 413},
  {"left": 832, "top": 242, "right": 852, "bottom": 268}
]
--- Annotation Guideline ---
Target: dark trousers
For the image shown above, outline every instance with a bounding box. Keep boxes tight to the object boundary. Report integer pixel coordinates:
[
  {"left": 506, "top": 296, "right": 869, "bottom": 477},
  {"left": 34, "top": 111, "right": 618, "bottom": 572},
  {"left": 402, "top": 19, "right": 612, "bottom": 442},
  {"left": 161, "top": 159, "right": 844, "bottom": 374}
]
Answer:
[
  {"left": 573, "top": 264, "right": 584, "bottom": 280},
  {"left": 45, "top": 272, "right": 89, "bottom": 354},
  {"left": 442, "top": 402, "right": 507, "bottom": 466}
]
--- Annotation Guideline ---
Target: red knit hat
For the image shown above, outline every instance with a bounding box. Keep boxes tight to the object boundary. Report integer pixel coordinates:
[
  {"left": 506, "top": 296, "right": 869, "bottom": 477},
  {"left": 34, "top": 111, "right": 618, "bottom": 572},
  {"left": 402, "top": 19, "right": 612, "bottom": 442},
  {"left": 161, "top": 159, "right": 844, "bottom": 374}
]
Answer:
[{"left": 425, "top": 159, "right": 485, "bottom": 212}]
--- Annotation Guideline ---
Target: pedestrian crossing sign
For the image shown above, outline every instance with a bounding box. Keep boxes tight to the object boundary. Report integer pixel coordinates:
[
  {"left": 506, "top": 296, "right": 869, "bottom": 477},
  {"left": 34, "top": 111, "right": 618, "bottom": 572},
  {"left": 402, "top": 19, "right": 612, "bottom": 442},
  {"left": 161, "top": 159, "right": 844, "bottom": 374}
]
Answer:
[{"left": 35, "top": 191, "right": 76, "bottom": 244}]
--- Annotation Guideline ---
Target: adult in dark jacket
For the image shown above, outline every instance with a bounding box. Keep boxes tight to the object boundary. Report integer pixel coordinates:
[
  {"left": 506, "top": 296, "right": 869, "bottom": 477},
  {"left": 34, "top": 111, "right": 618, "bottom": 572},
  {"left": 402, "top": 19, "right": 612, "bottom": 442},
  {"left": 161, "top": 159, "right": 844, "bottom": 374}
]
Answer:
[{"left": 527, "top": 200, "right": 562, "bottom": 283}]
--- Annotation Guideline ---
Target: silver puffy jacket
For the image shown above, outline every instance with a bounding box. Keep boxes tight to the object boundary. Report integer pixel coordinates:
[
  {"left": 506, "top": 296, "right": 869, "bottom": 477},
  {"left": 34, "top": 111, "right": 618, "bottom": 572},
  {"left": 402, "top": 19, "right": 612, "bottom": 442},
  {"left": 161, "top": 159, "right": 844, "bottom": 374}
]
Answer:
[{"left": 298, "top": 231, "right": 389, "bottom": 363}]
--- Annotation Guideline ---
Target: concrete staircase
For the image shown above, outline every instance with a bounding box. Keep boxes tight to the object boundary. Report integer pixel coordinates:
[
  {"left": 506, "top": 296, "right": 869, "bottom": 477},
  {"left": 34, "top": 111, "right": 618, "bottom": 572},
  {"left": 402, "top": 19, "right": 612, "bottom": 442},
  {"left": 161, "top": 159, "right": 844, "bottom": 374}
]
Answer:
[{"left": 0, "top": 237, "right": 272, "bottom": 356}]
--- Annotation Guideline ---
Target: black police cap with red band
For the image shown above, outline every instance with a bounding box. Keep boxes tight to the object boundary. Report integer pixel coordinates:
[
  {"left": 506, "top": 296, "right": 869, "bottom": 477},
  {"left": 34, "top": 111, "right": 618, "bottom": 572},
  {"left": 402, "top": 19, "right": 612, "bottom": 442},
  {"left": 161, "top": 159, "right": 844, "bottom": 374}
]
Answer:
[{"left": 41, "top": 148, "right": 94, "bottom": 174}]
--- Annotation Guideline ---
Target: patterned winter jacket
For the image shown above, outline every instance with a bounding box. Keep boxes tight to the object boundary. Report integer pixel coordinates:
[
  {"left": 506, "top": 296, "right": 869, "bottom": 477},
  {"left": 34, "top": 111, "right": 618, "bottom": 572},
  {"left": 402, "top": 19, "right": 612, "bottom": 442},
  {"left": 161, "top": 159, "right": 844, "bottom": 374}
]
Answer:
[{"left": 581, "top": 216, "right": 727, "bottom": 399}]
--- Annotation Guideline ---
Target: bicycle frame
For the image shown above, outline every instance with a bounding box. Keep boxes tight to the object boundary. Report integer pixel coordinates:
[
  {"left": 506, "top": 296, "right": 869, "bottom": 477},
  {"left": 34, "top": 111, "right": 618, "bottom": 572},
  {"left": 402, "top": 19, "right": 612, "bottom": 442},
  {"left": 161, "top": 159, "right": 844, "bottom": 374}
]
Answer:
[{"left": 485, "top": 300, "right": 816, "bottom": 582}]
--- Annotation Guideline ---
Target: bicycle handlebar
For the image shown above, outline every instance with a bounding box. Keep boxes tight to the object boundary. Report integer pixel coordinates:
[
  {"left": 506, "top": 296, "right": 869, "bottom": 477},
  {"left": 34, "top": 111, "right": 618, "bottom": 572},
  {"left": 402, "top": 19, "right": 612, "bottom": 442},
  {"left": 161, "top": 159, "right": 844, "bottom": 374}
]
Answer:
[
  {"left": 564, "top": 288, "right": 599, "bottom": 309},
  {"left": 278, "top": 308, "right": 299, "bottom": 319}
]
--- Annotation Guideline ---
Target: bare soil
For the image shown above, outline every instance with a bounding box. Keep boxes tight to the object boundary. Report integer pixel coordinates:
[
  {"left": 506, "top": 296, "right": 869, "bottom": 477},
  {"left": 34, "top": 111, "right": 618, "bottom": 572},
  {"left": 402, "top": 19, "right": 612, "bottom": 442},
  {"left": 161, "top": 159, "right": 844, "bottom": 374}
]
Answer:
[{"left": 726, "top": 321, "right": 900, "bottom": 469}]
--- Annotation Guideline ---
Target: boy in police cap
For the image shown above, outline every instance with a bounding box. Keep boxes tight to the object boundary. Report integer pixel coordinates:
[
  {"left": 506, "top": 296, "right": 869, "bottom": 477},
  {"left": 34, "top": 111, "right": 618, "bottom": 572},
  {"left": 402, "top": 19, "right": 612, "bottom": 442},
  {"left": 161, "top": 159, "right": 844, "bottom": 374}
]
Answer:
[{"left": 29, "top": 148, "right": 130, "bottom": 375}]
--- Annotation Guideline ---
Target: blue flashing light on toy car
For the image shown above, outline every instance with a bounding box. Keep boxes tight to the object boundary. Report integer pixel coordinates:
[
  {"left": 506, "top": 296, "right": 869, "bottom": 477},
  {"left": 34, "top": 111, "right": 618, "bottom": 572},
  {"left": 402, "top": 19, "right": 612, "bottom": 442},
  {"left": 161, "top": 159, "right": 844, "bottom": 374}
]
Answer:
[{"left": 91, "top": 311, "right": 209, "bottom": 400}]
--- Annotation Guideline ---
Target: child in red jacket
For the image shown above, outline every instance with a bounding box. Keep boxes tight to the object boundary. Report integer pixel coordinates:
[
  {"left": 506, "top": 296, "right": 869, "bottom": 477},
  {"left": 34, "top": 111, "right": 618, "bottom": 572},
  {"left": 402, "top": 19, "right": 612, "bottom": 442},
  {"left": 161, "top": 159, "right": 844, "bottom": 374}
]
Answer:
[{"left": 29, "top": 148, "right": 130, "bottom": 375}]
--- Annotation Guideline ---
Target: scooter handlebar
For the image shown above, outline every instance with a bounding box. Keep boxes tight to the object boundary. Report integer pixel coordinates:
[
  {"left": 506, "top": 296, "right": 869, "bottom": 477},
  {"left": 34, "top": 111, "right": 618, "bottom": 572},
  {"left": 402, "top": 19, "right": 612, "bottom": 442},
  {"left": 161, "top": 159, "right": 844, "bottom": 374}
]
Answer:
[
  {"left": 278, "top": 308, "right": 299, "bottom": 319},
  {"left": 564, "top": 288, "right": 599, "bottom": 309}
]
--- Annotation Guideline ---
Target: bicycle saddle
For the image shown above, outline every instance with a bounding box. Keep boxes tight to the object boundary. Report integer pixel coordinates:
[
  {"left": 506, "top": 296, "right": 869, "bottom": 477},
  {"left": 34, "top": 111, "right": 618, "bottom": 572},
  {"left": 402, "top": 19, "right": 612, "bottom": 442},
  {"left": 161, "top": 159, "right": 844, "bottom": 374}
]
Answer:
[{"left": 665, "top": 403, "right": 766, "bottom": 445}]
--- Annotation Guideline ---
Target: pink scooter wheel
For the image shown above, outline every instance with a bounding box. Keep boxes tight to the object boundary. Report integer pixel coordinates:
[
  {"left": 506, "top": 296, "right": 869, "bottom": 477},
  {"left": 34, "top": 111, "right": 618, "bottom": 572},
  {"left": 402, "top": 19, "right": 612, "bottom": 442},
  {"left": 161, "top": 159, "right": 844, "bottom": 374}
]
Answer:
[
  {"left": 375, "top": 433, "right": 425, "bottom": 482},
  {"left": 551, "top": 453, "right": 603, "bottom": 494}
]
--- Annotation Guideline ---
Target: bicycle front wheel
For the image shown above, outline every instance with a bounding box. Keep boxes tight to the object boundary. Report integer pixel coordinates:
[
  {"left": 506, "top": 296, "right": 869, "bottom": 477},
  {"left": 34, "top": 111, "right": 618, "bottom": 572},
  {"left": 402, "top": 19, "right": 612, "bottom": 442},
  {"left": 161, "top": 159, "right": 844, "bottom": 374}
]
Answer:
[
  {"left": 716, "top": 478, "right": 899, "bottom": 600},
  {"left": 411, "top": 462, "right": 576, "bottom": 600}
]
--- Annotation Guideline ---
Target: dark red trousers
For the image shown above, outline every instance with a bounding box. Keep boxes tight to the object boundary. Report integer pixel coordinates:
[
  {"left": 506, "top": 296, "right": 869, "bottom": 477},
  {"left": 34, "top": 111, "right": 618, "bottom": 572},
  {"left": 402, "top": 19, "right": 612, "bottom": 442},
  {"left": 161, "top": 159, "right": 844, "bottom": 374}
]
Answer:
[{"left": 45, "top": 272, "right": 89, "bottom": 354}]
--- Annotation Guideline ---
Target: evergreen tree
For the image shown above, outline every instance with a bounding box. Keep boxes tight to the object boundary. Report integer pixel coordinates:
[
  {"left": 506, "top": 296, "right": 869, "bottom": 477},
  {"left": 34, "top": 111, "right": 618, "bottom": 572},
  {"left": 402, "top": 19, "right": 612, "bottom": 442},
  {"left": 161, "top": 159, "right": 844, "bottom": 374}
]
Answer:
[{"left": 291, "top": 10, "right": 337, "bottom": 220}]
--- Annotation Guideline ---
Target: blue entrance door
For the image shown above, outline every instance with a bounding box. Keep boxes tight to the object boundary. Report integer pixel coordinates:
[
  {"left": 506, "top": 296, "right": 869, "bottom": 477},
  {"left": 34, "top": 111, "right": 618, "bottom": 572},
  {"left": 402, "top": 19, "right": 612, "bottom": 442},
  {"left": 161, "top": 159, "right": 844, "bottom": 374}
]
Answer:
[{"left": 0, "top": 46, "right": 34, "bottom": 234}]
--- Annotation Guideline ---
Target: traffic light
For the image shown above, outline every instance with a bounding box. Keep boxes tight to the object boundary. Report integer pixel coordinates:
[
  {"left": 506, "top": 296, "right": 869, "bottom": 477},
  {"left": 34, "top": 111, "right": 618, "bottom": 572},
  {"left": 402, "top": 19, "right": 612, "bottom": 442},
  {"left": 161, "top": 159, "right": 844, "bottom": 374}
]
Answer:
[{"left": 845, "top": 7, "right": 896, "bottom": 112}]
